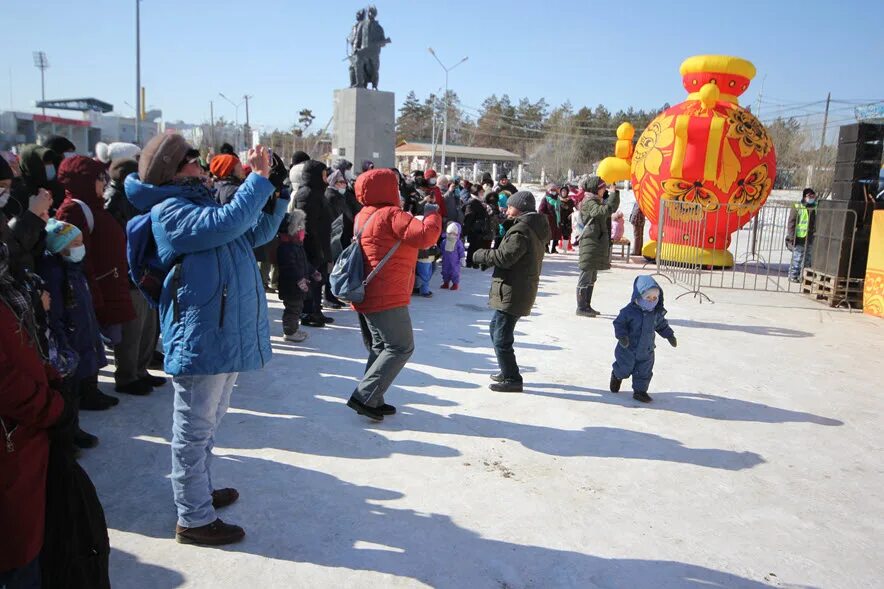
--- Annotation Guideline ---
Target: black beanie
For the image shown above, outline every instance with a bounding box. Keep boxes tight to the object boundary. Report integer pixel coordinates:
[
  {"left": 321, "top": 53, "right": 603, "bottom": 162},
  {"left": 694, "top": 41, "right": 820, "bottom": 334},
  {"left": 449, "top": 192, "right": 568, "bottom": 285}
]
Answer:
[
  {"left": 43, "top": 135, "right": 76, "bottom": 154},
  {"left": 219, "top": 143, "right": 236, "bottom": 155},
  {"left": 291, "top": 151, "right": 310, "bottom": 166},
  {"left": 0, "top": 155, "right": 13, "bottom": 182}
]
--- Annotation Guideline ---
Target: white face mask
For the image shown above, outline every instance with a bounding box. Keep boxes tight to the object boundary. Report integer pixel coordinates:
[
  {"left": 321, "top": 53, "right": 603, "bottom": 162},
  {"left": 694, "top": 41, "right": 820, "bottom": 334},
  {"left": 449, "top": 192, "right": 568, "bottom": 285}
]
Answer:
[
  {"left": 336, "top": 187, "right": 347, "bottom": 195},
  {"left": 0, "top": 188, "right": 9, "bottom": 208},
  {"left": 64, "top": 244, "right": 86, "bottom": 263},
  {"left": 63, "top": 152, "right": 77, "bottom": 159},
  {"left": 429, "top": 179, "right": 437, "bottom": 186}
]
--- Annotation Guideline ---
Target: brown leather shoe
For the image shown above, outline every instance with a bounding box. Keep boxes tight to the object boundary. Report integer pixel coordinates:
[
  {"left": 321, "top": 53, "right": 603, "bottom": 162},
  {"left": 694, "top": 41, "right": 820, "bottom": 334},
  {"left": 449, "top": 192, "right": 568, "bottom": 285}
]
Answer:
[
  {"left": 212, "top": 488, "right": 239, "bottom": 509},
  {"left": 175, "top": 518, "right": 245, "bottom": 545}
]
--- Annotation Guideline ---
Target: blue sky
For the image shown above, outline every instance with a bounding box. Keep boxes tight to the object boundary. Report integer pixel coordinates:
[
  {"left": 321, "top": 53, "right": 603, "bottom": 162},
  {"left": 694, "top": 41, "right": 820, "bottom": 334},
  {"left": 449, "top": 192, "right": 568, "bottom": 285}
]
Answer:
[{"left": 3, "top": 0, "right": 883, "bottom": 138}]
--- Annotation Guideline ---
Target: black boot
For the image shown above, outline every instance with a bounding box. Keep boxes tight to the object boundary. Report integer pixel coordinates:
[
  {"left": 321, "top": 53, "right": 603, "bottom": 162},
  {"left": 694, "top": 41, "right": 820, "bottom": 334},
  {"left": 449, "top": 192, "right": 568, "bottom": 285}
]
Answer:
[
  {"left": 610, "top": 372, "right": 622, "bottom": 393},
  {"left": 633, "top": 391, "right": 653, "bottom": 403},
  {"left": 489, "top": 379, "right": 523, "bottom": 393},
  {"left": 575, "top": 287, "right": 598, "bottom": 317},
  {"left": 73, "top": 427, "right": 99, "bottom": 449}
]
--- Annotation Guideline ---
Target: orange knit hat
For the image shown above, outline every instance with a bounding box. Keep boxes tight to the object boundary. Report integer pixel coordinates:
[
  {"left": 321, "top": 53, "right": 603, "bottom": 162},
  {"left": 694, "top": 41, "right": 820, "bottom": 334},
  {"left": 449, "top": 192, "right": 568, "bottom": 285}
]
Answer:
[{"left": 209, "top": 154, "right": 240, "bottom": 178}]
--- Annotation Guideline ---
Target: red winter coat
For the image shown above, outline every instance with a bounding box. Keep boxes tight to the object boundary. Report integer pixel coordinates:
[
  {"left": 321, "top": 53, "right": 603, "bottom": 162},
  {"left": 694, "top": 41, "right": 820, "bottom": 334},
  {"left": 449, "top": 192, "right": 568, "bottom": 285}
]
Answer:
[
  {"left": 0, "top": 303, "right": 65, "bottom": 571},
  {"left": 55, "top": 156, "right": 135, "bottom": 326},
  {"left": 352, "top": 169, "right": 442, "bottom": 314},
  {"left": 423, "top": 169, "right": 447, "bottom": 220}
]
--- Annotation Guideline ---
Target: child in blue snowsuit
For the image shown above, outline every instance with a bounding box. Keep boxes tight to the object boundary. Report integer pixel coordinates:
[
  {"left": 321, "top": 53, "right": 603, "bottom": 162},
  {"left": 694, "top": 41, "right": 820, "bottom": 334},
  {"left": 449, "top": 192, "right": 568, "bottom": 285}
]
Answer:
[{"left": 610, "top": 275, "right": 677, "bottom": 403}]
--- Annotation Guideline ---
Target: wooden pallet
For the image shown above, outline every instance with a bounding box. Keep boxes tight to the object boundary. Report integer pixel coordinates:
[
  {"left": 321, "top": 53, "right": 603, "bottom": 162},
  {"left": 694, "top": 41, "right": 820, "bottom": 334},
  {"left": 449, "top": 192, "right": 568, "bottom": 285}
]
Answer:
[{"left": 801, "top": 269, "right": 864, "bottom": 308}]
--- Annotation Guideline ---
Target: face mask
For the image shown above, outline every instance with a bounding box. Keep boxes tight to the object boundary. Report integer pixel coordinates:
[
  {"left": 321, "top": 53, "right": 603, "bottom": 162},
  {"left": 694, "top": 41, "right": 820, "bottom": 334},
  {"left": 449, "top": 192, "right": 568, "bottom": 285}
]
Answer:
[
  {"left": 428, "top": 179, "right": 437, "bottom": 186},
  {"left": 337, "top": 187, "right": 347, "bottom": 195},
  {"left": 64, "top": 245, "right": 86, "bottom": 263},
  {"left": 637, "top": 297, "right": 658, "bottom": 312},
  {"left": 297, "top": 230, "right": 305, "bottom": 242},
  {"left": 345, "top": 170, "right": 355, "bottom": 181},
  {"left": 0, "top": 188, "right": 9, "bottom": 208},
  {"left": 45, "top": 164, "right": 56, "bottom": 181},
  {"left": 806, "top": 198, "right": 816, "bottom": 206},
  {"left": 63, "top": 152, "right": 77, "bottom": 159}
]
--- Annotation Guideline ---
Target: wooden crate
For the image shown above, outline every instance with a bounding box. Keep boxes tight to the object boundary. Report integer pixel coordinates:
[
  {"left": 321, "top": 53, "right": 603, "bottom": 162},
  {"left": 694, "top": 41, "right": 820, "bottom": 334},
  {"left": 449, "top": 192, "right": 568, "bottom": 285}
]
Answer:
[{"left": 801, "top": 269, "right": 864, "bottom": 308}]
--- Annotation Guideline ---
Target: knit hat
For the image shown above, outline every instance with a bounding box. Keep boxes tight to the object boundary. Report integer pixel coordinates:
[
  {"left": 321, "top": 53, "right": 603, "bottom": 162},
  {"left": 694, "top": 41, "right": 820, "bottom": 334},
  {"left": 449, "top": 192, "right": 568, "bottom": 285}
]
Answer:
[
  {"left": 507, "top": 190, "right": 536, "bottom": 213},
  {"left": 331, "top": 158, "right": 353, "bottom": 172},
  {"left": 291, "top": 151, "right": 310, "bottom": 166},
  {"left": 581, "top": 175, "right": 606, "bottom": 193},
  {"left": 43, "top": 135, "right": 76, "bottom": 155},
  {"left": 139, "top": 134, "right": 192, "bottom": 186},
  {"left": 210, "top": 154, "right": 240, "bottom": 178},
  {"left": 109, "top": 158, "right": 139, "bottom": 184},
  {"left": 219, "top": 143, "right": 236, "bottom": 155},
  {"left": 361, "top": 159, "right": 375, "bottom": 172},
  {"left": 95, "top": 142, "right": 111, "bottom": 164},
  {"left": 107, "top": 142, "right": 141, "bottom": 162},
  {"left": 287, "top": 208, "right": 306, "bottom": 235},
  {"left": 45, "top": 219, "right": 82, "bottom": 253}
]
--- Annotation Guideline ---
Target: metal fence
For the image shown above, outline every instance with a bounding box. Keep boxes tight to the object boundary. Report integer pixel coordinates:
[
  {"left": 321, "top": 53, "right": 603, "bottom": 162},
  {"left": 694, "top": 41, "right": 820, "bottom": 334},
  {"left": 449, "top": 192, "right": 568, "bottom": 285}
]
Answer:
[{"left": 651, "top": 199, "right": 860, "bottom": 307}]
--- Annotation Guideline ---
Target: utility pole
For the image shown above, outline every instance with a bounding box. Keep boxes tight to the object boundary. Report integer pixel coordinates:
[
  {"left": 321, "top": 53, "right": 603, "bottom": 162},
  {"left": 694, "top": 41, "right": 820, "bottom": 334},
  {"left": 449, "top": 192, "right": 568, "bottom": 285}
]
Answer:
[
  {"left": 428, "top": 48, "right": 468, "bottom": 173},
  {"left": 817, "top": 92, "right": 831, "bottom": 174},
  {"left": 135, "top": 0, "right": 142, "bottom": 144},
  {"left": 32, "top": 51, "right": 49, "bottom": 116},
  {"left": 210, "top": 100, "right": 215, "bottom": 149},
  {"left": 243, "top": 95, "right": 252, "bottom": 148}
]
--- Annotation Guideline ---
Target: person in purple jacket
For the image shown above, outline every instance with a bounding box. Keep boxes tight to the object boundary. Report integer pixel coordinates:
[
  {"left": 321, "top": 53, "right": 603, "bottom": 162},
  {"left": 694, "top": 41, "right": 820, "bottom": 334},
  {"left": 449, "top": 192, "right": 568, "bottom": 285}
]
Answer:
[{"left": 440, "top": 221, "right": 465, "bottom": 291}]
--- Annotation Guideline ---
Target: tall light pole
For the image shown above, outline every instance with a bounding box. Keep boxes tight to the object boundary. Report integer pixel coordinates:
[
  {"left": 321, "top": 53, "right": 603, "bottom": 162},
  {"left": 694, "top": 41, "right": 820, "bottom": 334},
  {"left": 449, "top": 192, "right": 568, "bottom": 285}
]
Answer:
[
  {"left": 243, "top": 94, "right": 253, "bottom": 148},
  {"left": 135, "top": 0, "right": 142, "bottom": 144},
  {"left": 32, "top": 51, "right": 49, "bottom": 116},
  {"left": 218, "top": 92, "right": 245, "bottom": 151},
  {"left": 428, "top": 48, "right": 467, "bottom": 173}
]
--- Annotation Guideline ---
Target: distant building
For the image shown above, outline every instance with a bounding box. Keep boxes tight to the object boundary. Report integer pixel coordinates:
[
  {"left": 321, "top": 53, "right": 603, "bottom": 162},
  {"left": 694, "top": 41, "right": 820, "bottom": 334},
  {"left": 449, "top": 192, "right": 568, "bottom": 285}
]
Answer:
[
  {"left": 395, "top": 141, "right": 521, "bottom": 176},
  {"left": 0, "top": 109, "right": 159, "bottom": 153}
]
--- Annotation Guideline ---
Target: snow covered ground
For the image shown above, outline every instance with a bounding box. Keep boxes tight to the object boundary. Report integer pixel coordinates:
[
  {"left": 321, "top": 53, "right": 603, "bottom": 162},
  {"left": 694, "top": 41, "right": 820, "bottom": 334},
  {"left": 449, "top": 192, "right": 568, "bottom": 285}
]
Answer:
[{"left": 81, "top": 254, "right": 883, "bottom": 588}]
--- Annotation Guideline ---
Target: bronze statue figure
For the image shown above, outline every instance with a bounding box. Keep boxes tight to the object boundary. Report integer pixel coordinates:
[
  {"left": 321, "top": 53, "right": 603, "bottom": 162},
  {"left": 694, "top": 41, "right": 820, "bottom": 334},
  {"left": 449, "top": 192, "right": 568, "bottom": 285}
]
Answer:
[{"left": 347, "top": 4, "right": 391, "bottom": 89}]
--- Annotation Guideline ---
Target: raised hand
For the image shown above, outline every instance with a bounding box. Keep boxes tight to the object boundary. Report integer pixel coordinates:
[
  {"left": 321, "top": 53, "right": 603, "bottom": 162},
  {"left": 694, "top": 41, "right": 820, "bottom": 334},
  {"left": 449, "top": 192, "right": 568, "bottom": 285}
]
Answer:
[{"left": 248, "top": 145, "right": 271, "bottom": 178}]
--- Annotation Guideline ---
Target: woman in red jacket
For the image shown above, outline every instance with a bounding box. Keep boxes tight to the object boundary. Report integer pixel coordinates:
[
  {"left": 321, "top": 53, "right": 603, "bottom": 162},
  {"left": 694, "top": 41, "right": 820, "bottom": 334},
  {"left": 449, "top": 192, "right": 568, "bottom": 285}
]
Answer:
[
  {"left": 346, "top": 169, "right": 442, "bottom": 422},
  {"left": 0, "top": 243, "right": 65, "bottom": 588}
]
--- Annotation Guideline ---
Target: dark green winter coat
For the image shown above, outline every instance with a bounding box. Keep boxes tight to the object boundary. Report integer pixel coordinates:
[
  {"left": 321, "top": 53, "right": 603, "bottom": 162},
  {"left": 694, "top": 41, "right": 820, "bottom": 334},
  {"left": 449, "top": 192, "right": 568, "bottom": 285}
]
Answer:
[
  {"left": 473, "top": 211, "right": 549, "bottom": 317},
  {"left": 578, "top": 190, "right": 620, "bottom": 272}
]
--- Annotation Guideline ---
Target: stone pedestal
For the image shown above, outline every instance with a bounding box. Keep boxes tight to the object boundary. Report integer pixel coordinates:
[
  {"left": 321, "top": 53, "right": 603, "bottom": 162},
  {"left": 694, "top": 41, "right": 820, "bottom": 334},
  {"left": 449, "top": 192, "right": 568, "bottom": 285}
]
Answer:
[{"left": 333, "top": 88, "right": 395, "bottom": 169}]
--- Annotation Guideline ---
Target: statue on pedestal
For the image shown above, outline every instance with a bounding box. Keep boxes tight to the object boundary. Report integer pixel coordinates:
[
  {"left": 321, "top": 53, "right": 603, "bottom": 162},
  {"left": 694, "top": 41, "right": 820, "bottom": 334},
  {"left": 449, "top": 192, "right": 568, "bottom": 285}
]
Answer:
[{"left": 347, "top": 5, "right": 391, "bottom": 89}]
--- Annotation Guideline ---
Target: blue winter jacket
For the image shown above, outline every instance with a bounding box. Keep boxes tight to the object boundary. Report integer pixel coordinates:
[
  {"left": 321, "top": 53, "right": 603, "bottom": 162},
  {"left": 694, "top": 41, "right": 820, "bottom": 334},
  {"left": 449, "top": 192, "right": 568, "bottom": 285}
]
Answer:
[
  {"left": 613, "top": 275, "right": 675, "bottom": 361},
  {"left": 125, "top": 173, "right": 286, "bottom": 376}
]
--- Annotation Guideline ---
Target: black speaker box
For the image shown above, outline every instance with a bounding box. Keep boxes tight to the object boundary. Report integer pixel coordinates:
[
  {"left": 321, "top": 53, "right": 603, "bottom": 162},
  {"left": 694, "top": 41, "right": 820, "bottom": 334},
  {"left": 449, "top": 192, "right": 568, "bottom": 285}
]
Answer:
[
  {"left": 810, "top": 200, "right": 877, "bottom": 278},
  {"left": 838, "top": 123, "right": 884, "bottom": 145},
  {"left": 810, "top": 233, "right": 870, "bottom": 279},
  {"left": 831, "top": 180, "right": 878, "bottom": 202},
  {"left": 833, "top": 160, "right": 881, "bottom": 183},
  {"left": 836, "top": 140, "right": 883, "bottom": 164}
]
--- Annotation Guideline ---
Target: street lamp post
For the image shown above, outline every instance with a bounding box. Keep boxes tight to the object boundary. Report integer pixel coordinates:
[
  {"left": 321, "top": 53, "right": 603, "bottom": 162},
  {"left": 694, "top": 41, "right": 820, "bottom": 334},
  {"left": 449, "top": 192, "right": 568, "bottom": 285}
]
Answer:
[
  {"left": 135, "top": 0, "right": 141, "bottom": 144},
  {"left": 218, "top": 92, "right": 245, "bottom": 152},
  {"left": 428, "top": 48, "right": 467, "bottom": 174}
]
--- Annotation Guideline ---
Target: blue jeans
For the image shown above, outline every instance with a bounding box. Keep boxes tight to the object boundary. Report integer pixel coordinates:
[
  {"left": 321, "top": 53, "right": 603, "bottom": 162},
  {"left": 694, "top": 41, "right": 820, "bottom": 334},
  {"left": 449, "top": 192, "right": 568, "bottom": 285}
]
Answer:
[
  {"left": 789, "top": 241, "right": 812, "bottom": 280},
  {"left": 171, "top": 373, "right": 238, "bottom": 528},
  {"left": 489, "top": 310, "right": 521, "bottom": 382},
  {"left": 415, "top": 261, "right": 434, "bottom": 295}
]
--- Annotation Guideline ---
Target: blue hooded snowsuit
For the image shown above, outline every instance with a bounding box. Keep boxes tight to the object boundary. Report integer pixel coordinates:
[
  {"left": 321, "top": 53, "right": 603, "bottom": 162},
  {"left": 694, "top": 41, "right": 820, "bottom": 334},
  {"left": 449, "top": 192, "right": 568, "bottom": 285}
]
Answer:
[
  {"left": 125, "top": 173, "right": 286, "bottom": 376},
  {"left": 612, "top": 275, "right": 675, "bottom": 392}
]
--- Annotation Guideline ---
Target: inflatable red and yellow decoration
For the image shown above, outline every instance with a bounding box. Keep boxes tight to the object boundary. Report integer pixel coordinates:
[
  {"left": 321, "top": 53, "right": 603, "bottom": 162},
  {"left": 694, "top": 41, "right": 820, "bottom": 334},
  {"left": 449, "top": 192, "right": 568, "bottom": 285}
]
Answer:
[{"left": 598, "top": 55, "right": 777, "bottom": 267}]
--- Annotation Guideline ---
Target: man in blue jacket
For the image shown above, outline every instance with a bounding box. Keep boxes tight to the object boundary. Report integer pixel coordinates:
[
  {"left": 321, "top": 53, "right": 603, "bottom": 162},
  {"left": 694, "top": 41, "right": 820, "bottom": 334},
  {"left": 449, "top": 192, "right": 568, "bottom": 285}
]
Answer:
[{"left": 126, "top": 135, "right": 286, "bottom": 546}]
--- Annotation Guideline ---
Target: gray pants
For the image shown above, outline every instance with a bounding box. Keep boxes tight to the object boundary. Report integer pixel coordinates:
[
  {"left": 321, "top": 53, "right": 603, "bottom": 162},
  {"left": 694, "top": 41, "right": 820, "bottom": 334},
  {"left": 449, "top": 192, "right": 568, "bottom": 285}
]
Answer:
[
  {"left": 352, "top": 306, "right": 415, "bottom": 408},
  {"left": 114, "top": 289, "right": 159, "bottom": 386},
  {"left": 577, "top": 269, "right": 598, "bottom": 289}
]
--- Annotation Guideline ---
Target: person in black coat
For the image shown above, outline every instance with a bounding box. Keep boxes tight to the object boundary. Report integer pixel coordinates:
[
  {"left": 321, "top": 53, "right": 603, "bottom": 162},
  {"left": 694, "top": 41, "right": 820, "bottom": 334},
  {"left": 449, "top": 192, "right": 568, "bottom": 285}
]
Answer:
[
  {"left": 276, "top": 209, "right": 320, "bottom": 342},
  {"left": 103, "top": 158, "right": 141, "bottom": 228},
  {"left": 463, "top": 193, "right": 492, "bottom": 268},
  {"left": 293, "top": 159, "right": 335, "bottom": 323},
  {"left": 326, "top": 168, "right": 361, "bottom": 261}
]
